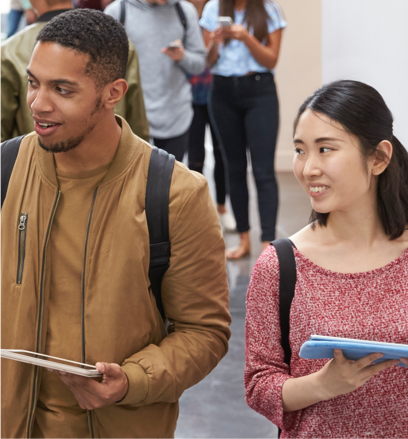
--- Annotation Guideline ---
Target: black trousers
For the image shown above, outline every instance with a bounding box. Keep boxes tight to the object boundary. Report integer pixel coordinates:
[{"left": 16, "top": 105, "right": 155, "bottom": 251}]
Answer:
[
  {"left": 153, "top": 130, "right": 189, "bottom": 162},
  {"left": 210, "top": 72, "right": 279, "bottom": 242},
  {"left": 188, "top": 104, "right": 226, "bottom": 205}
]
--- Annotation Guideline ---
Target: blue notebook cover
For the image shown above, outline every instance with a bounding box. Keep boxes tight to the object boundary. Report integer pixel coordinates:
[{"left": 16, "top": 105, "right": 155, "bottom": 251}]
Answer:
[{"left": 299, "top": 335, "right": 408, "bottom": 367}]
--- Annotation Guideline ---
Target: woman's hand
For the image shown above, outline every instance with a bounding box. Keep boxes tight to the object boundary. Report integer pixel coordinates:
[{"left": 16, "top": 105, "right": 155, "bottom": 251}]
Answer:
[
  {"left": 283, "top": 349, "right": 400, "bottom": 412},
  {"left": 401, "top": 357, "right": 408, "bottom": 367},
  {"left": 316, "top": 349, "right": 400, "bottom": 401},
  {"left": 221, "top": 24, "right": 250, "bottom": 42},
  {"left": 209, "top": 28, "right": 226, "bottom": 45}
]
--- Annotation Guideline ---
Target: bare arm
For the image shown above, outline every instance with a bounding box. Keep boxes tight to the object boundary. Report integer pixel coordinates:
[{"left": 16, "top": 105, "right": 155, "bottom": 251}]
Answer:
[
  {"left": 202, "top": 28, "right": 221, "bottom": 68},
  {"left": 282, "top": 349, "right": 399, "bottom": 412}
]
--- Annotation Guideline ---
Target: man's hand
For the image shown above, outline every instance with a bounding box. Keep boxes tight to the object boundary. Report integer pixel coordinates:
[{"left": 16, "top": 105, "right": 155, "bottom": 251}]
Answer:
[
  {"left": 54, "top": 362, "right": 128, "bottom": 410},
  {"left": 161, "top": 40, "right": 185, "bottom": 61}
]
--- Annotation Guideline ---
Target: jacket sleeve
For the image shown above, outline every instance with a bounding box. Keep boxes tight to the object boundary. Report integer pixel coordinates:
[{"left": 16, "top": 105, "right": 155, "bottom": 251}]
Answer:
[
  {"left": 114, "top": 41, "right": 150, "bottom": 142},
  {"left": 244, "top": 245, "right": 302, "bottom": 431},
  {"left": 176, "top": 3, "right": 206, "bottom": 75},
  {"left": 1, "top": 57, "right": 19, "bottom": 142},
  {"left": 117, "top": 173, "right": 231, "bottom": 406}
]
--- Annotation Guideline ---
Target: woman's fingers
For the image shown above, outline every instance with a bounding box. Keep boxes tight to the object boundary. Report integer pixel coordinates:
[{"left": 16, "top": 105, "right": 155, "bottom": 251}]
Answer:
[
  {"left": 363, "top": 358, "right": 400, "bottom": 377},
  {"left": 353, "top": 352, "right": 384, "bottom": 369}
]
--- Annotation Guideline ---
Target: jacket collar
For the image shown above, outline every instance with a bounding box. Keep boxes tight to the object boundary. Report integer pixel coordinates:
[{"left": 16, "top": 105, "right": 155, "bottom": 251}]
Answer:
[
  {"left": 36, "top": 9, "right": 72, "bottom": 23},
  {"left": 35, "top": 116, "right": 143, "bottom": 188}
]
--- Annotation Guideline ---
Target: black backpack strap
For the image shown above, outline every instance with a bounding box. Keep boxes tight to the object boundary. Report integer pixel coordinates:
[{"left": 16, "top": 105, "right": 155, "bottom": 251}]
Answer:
[
  {"left": 271, "top": 238, "right": 296, "bottom": 439},
  {"left": 146, "top": 147, "right": 175, "bottom": 320},
  {"left": 271, "top": 238, "right": 297, "bottom": 367},
  {"left": 119, "top": 0, "right": 126, "bottom": 26},
  {"left": 175, "top": 2, "right": 187, "bottom": 44},
  {"left": 1, "top": 135, "right": 25, "bottom": 209}
]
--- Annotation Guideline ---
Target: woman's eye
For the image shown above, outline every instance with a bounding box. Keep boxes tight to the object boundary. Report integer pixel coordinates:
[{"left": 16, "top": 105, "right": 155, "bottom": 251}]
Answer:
[
  {"left": 295, "top": 147, "right": 305, "bottom": 155},
  {"left": 320, "top": 147, "right": 332, "bottom": 153}
]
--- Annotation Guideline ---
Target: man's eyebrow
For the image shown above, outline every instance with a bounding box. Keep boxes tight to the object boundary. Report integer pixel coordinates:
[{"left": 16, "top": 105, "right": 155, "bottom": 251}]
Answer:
[
  {"left": 293, "top": 137, "right": 344, "bottom": 144},
  {"left": 26, "top": 69, "right": 79, "bottom": 87}
]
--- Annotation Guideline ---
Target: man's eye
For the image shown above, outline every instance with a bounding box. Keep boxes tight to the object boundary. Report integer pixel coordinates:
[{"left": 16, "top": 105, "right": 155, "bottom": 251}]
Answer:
[
  {"left": 57, "top": 87, "right": 70, "bottom": 95},
  {"left": 295, "top": 147, "right": 305, "bottom": 155},
  {"left": 27, "top": 79, "right": 37, "bottom": 87}
]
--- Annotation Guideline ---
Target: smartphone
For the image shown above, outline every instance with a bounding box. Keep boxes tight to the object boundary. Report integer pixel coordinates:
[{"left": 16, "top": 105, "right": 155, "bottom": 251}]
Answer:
[
  {"left": 218, "top": 16, "right": 233, "bottom": 27},
  {"left": 167, "top": 42, "right": 183, "bottom": 50}
]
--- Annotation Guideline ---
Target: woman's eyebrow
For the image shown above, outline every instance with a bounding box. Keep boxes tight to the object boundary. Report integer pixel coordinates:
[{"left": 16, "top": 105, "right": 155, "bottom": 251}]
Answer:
[{"left": 293, "top": 137, "right": 344, "bottom": 144}]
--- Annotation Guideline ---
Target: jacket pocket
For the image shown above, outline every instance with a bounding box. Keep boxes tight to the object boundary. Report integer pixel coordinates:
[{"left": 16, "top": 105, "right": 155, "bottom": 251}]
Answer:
[{"left": 16, "top": 212, "right": 28, "bottom": 284}]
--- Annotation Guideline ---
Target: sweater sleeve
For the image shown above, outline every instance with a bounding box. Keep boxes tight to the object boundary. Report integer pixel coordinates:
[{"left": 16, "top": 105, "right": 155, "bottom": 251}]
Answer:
[
  {"left": 244, "top": 245, "right": 302, "bottom": 432},
  {"left": 177, "top": 2, "right": 206, "bottom": 75}
]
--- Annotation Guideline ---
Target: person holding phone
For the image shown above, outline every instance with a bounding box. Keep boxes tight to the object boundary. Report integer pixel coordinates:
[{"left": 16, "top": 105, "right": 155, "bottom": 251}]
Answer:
[
  {"left": 245, "top": 80, "right": 408, "bottom": 438},
  {"left": 200, "top": 0, "right": 286, "bottom": 259},
  {"left": 105, "top": 0, "right": 206, "bottom": 161}
]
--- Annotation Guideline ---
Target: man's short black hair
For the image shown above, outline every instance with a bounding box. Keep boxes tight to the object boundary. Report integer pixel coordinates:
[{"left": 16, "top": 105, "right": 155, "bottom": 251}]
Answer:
[{"left": 36, "top": 9, "right": 129, "bottom": 89}]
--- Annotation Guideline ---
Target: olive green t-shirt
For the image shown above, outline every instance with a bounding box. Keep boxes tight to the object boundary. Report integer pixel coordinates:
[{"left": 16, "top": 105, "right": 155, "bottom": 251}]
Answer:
[{"left": 32, "top": 163, "right": 110, "bottom": 438}]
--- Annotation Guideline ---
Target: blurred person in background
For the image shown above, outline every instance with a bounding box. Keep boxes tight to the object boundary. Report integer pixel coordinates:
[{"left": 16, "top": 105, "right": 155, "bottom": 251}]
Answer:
[
  {"left": 105, "top": 0, "right": 206, "bottom": 161},
  {"left": 187, "top": 0, "right": 236, "bottom": 232},
  {"left": 1, "top": 0, "right": 149, "bottom": 143},
  {"left": 7, "top": 0, "right": 36, "bottom": 38},
  {"left": 201, "top": 0, "right": 286, "bottom": 259}
]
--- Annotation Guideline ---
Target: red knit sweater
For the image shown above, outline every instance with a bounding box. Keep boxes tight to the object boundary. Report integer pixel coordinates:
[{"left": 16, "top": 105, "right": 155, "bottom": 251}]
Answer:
[{"left": 245, "top": 245, "right": 408, "bottom": 438}]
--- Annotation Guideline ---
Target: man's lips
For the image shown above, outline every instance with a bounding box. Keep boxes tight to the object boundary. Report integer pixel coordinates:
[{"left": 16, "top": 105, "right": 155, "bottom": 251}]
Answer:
[{"left": 34, "top": 121, "right": 61, "bottom": 136}]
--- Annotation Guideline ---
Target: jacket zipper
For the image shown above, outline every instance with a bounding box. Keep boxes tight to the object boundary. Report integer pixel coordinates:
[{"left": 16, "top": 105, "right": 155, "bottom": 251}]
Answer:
[
  {"left": 26, "top": 191, "right": 61, "bottom": 438},
  {"left": 17, "top": 213, "right": 28, "bottom": 284},
  {"left": 83, "top": 188, "right": 98, "bottom": 439}
]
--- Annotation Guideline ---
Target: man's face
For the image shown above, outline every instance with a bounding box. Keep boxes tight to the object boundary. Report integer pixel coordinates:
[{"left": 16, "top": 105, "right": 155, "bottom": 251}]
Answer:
[{"left": 27, "top": 42, "right": 103, "bottom": 153}]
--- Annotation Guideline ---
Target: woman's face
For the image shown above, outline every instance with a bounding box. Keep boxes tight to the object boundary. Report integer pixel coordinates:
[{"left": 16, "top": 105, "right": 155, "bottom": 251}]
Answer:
[{"left": 293, "top": 109, "right": 377, "bottom": 216}]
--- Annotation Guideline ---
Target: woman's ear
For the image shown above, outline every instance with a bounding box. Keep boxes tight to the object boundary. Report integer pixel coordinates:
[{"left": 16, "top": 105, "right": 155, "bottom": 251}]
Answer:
[{"left": 372, "top": 140, "right": 393, "bottom": 176}]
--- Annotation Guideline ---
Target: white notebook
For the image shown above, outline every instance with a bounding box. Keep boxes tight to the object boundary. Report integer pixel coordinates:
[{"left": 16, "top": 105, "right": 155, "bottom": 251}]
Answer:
[{"left": 1, "top": 349, "right": 102, "bottom": 377}]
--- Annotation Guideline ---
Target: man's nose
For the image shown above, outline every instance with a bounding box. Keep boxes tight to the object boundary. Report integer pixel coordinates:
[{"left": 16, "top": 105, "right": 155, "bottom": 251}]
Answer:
[{"left": 29, "top": 89, "right": 53, "bottom": 114}]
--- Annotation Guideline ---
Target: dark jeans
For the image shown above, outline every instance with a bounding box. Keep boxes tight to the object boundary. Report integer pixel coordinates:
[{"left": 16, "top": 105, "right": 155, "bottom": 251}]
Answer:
[
  {"left": 153, "top": 130, "right": 189, "bottom": 162},
  {"left": 188, "top": 104, "right": 226, "bottom": 205},
  {"left": 210, "top": 72, "right": 279, "bottom": 241}
]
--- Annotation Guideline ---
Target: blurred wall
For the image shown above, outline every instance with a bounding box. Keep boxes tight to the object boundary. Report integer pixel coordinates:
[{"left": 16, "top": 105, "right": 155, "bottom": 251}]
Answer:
[
  {"left": 274, "top": 0, "right": 322, "bottom": 172},
  {"left": 322, "top": 0, "right": 408, "bottom": 150}
]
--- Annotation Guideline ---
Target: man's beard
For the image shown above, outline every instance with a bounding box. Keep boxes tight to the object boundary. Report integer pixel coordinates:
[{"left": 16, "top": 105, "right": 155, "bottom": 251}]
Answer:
[{"left": 38, "top": 134, "right": 86, "bottom": 153}]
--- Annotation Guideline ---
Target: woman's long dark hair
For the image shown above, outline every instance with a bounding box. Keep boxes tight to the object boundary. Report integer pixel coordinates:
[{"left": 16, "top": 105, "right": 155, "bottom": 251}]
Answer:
[
  {"left": 294, "top": 80, "right": 408, "bottom": 240},
  {"left": 219, "top": 0, "right": 269, "bottom": 43}
]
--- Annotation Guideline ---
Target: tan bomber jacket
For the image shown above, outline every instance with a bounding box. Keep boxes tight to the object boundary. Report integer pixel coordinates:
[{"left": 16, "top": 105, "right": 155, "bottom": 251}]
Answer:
[
  {"left": 1, "top": 12, "right": 150, "bottom": 143},
  {"left": 1, "top": 118, "right": 231, "bottom": 438}
]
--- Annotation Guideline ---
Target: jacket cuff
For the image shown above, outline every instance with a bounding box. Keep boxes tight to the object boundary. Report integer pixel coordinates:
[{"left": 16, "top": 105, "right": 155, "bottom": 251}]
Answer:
[{"left": 115, "top": 363, "right": 149, "bottom": 406}]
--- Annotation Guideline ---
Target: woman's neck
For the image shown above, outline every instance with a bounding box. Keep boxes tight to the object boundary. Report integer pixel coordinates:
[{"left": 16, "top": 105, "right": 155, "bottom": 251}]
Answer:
[{"left": 234, "top": 0, "right": 247, "bottom": 12}]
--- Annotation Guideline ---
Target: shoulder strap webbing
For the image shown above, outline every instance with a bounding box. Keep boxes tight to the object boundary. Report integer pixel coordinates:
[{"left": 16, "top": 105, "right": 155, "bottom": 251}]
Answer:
[
  {"left": 271, "top": 238, "right": 297, "bottom": 367},
  {"left": 175, "top": 2, "right": 187, "bottom": 43},
  {"left": 146, "top": 146, "right": 175, "bottom": 320},
  {"left": 1, "top": 135, "right": 25, "bottom": 209},
  {"left": 119, "top": 0, "right": 126, "bottom": 25}
]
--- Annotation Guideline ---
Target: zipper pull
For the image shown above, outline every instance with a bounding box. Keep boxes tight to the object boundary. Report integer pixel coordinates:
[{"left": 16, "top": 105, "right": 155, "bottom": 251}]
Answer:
[{"left": 18, "top": 213, "right": 27, "bottom": 231}]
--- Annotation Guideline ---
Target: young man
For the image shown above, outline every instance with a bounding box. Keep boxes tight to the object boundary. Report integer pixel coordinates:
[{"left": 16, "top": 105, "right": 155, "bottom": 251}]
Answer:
[
  {"left": 1, "top": 0, "right": 149, "bottom": 143},
  {"left": 105, "top": 0, "right": 206, "bottom": 161},
  {"left": 1, "top": 10, "right": 230, "bottom": 438}
]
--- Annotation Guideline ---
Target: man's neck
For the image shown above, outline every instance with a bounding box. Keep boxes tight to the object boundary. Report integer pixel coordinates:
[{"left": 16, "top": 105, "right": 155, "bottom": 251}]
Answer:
[
  {"left": 53, "top": 115, "right": 122, "bottom": 174},
  {"left": 36, "top": 3, "right": 72, "bottom": 19}
]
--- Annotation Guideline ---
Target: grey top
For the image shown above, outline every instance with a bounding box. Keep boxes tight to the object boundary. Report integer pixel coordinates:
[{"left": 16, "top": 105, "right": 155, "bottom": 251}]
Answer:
[{"left": 105, "top": 0, "right": 206, "bottom": 139}]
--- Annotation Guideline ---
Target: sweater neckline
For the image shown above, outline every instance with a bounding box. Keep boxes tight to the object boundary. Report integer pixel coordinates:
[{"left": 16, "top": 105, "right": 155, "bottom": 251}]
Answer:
[{"left": 293, "top": 246, "right": 408, "bottom": 279}]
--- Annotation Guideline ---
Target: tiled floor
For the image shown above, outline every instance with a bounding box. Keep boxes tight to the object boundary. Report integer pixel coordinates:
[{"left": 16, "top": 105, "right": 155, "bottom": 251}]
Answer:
[{"left": 175, "top": 168, "right": 311, "bottom": 438}]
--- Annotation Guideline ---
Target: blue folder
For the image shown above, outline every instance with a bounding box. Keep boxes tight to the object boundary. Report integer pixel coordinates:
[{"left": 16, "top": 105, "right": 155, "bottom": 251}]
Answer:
[{"left": 299, "top": 335, "right": 408, "bottom": 367}]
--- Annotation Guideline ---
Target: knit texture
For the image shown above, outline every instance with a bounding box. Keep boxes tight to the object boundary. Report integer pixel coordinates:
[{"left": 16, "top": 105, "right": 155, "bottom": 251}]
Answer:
[{"left": 245, "top": 245, "right": 408, "bottom": 438}]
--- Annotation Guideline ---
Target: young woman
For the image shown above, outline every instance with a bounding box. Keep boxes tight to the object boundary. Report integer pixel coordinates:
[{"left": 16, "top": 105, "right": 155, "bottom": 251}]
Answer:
[
  {"left": 245, "top": 80, "right": 408, "bottom": 438},
  {"left": 187, "top": 0, "right": 236, "bottom": 232},
  {"left": 200, "top": 0, "right": 286, "bottom": 259}
]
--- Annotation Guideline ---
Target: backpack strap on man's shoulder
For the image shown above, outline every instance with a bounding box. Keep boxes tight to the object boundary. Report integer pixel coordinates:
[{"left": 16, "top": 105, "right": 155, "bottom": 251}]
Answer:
[
  {"left": 271, "top": 238, "right": 297, "bottom": 367},
  {"left": 119, "top": 0, "right": 126, "bottom": 26},
  {"left": 146, "top": 146, "right": 176, "bottom": 320},
  {"left": 1, "top": 135, "right": 25, "bottom": 209},
  {"left": 175, "top": 2, "right": 187, "bottom": 44}
]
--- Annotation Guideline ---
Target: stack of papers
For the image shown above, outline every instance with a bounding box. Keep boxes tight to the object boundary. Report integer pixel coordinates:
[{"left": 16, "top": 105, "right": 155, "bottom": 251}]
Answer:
[
  {"left": 1, "top": 349, "right": 102, "bottom": 377},
  {"left": 299, "top": 335, "right": 408, "bottom": 367}
]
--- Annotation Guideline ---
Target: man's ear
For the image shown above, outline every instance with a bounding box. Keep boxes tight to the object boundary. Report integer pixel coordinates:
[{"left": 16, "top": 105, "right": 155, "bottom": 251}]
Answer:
[
  {"left": 103, "top": 79, "right": 128, "bottom": 109},
  {"left": 372, "top": 140, "right": 393, "bottom": 176}
]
